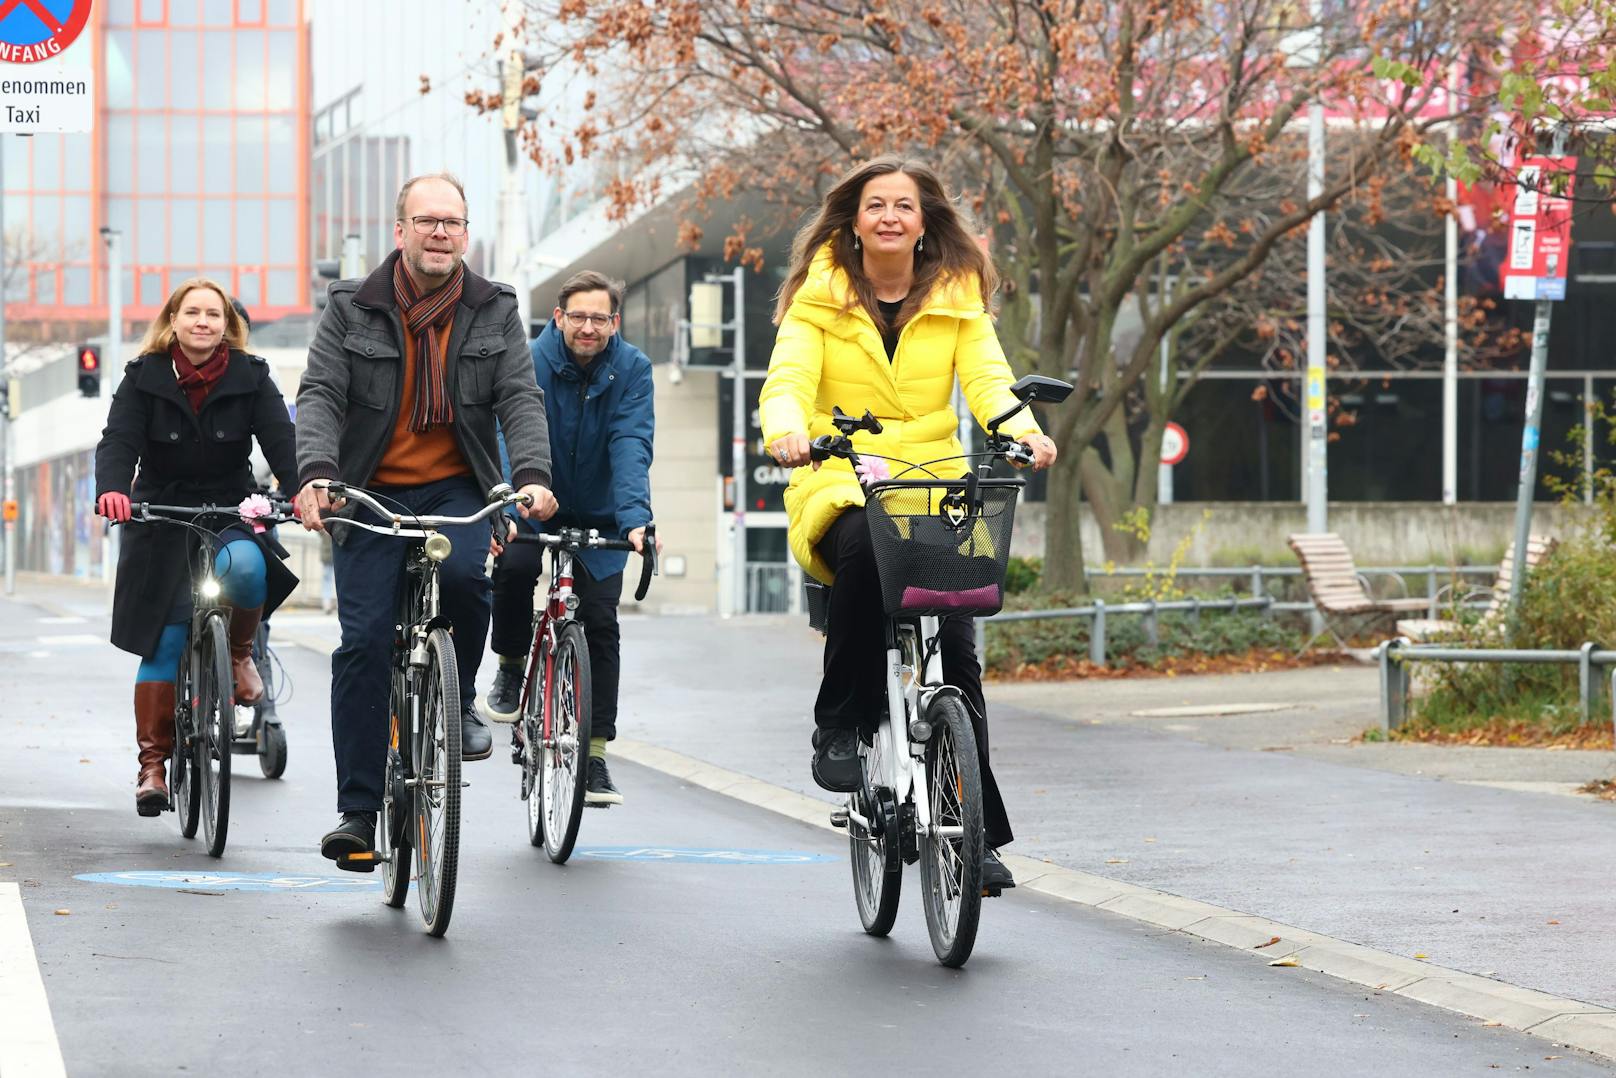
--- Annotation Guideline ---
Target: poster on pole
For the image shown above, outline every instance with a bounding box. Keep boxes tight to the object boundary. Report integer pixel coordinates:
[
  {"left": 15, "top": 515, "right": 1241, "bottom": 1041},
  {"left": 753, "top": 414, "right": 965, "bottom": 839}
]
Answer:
[
  {"left": 1502, "top": 156, "right": 1576, "bottom": 302},
  {"left": 0, "top": 0, "right": 95, "bottom": 134}
]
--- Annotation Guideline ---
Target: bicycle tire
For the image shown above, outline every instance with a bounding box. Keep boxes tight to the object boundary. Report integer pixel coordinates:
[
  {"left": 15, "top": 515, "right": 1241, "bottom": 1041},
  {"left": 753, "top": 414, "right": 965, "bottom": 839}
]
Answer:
[
  {"left": 850, "top": 730, "right": 902, "bottom": 936},
  {"left": 197, "top": 614, "right": 233, "bottom": 858},
  {"left": 522, "top": 635, "right": 547, "bottom": 849},
  {"left": 412, "top": 628, "right": 461, "bottom": 937},
  {"left": 540, "top": 622, "right": 591, "bottom": 864},
  {"left": 919, "top": 694, "right": 984, "bottom": 968},
  {"left": 173, "top": 699, "right": 200, "bottom": 838},
  {"left": 379, "top": 702, "right": 410, "bottom": 908}
]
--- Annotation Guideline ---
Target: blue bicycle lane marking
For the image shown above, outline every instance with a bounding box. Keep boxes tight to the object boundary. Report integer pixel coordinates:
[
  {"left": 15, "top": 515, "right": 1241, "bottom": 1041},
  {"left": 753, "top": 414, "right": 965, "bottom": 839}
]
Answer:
[
  {"left": 75, "top": 870, "right": 380, "bottom": 893},
  {"left": 573, "top": 847, "right": 835, "bottom": 864}
]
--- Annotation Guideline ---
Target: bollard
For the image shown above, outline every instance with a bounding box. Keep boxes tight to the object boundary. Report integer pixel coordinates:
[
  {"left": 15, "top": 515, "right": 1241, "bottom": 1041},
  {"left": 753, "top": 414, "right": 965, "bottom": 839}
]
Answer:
[
  {"left": 1191, "top": 597, "right": 1202, "bottom": 627},
  {"left": 1580, "top": 642, "right": 1599, "bottom": 725},
  {"left": 1144, "top": 600, "right": 1159, "bottom": 647},
  {"left": 1378, "top": 638, "right": 1410, "bottom": 733},
  {"left": 1090, "top": 600, "right": 1107, "bottom": 667}
]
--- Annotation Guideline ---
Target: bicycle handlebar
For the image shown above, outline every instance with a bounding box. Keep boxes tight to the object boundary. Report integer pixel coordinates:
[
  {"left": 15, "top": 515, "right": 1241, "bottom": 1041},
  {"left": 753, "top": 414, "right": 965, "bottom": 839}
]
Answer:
[
  {"left": 510, "top": 522, "right": 659, "bottom": 602},
  {"left": 124, "top": 500, "right": 298, "bottom": 527},
  {"left": 317, "top": 481, "right": 524, "bottom": 538}
]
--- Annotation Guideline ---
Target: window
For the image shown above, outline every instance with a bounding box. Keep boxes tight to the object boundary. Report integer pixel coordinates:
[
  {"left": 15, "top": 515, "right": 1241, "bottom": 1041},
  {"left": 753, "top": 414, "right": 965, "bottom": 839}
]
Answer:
[
  {"left": 139, "top": 0, "right": 166, "bottom": 23},
  {"left": 104, "top": 0, "right": 137, "bottom": 25},
  {"left": 170, "top": 115, "right": 200, "bottom": 194},
  {"left": 136, "top": 31, "right": 167, "bottom": 109},
  {"left": 203, "top": 117, "right": 231, "bottom": 191},
  {"left": 170, "top": 33, "right": 199, "bottom": 105},
  {"left": 105, "top": 32, "right": 134, "bottom": 109},
  {"left": 106, "top": 198, "right": 134, "bottom": 243},
  {"left": 35, "top": 270, "right": 56, "bottom": 305},
  {"left": 141, "top": 272, "right": 165, "bottom": 307},
  {"left": 106, "top": 116, "right": 133, "bottom": 194},
  {"left": 32, "top": 135, "right": 60, "bottom": 189},
  {"left": 234, "top": 115, "right": 264, "bottom": 195},
  {"left": 267, "top": 200, "right": 294, "bottom": 263},
  {"left": 202, "top": 32, "right": 232, "bottom": 108},
  {"left": 235, "top": 199, "right": 265, "bottom": 263},
  {"left": 202, "top": 200, "right": 231, "bottom": 263},
  {"left": 237, "top": 0, "right": 263, "bottom": 23},
  {"left": 62, "top": 196, "right": 90, "bottom": 255},
  {"left": 169, "top": 0, "right": 200, "bottom": 24},
  {"left": 267, "top": 269, "right": 297, "bottom": 306},
  {"left": 63, "top": 267, "right": 90, "bottom": 305},
  {"left": 266, "top": 31, "right": 295, "bottom": 110},
  {"left": 62, "top": 135, "right": 91, "bottom": 190},
  {"left": 136, "top": 115, "right": 166, "bottom": 193},
  {"left": 170, "top": 199, "right": 201, "bottom": 266},
  {"left": 265, "top": 115, "right": 294, "bottom": 194},
  {"left": 31, "top": 196, "right": 60, "bottom": 256},
  {"left": 236, "top": 271, "right": 261, "bottom": 306},
  {"left": 202, "top": 0, "right": 232, "bottom": 25},
  {"left": 134, "top": 201, "right": 166, "bottom": 263},
  {"left": 266, "top": 0, "right": 296, "bottom": 25},
  {"left": 235, "top": 31, "right": 266, "bottom": 110}
]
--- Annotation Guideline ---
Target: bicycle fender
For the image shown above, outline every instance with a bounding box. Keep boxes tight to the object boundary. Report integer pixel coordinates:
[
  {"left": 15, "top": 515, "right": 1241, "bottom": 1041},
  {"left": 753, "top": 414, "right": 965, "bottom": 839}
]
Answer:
[{"left": 919, "top": 683, "right": 982, "bottom": 725}]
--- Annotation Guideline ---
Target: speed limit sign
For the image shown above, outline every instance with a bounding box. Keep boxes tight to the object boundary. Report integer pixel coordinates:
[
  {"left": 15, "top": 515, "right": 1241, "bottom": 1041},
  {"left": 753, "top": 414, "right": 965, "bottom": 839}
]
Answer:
[{"left": 1160, "top": 422, "right": 1189, "bottom": 466}]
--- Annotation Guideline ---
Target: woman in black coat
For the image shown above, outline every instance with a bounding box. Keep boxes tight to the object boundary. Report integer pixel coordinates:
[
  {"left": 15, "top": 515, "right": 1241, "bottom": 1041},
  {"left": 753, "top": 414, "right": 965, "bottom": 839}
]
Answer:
[{"left": 94, "top": 278, "right": 300, "bottom": 816}]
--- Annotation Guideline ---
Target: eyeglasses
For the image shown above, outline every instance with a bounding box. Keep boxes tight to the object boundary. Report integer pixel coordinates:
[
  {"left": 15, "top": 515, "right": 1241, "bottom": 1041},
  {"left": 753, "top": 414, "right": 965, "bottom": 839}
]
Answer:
[
  {"left": 407, "top": 216, "right": 468, "bottom": 236},
  {"left": 562, "top": 311, "right": 616, "bottom": 329}
]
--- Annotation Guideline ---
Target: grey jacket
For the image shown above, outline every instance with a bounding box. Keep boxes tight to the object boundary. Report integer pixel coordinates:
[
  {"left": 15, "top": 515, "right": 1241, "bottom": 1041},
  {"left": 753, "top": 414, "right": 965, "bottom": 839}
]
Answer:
[{"left": 296, "top": 251, "right": 551, "bottom": 501}]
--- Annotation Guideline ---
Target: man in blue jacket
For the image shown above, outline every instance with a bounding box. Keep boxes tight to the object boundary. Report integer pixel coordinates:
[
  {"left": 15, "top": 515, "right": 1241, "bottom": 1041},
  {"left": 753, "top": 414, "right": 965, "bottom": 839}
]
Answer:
[{"left": 481, "top": 270, "right": 654, "bottom": 805}]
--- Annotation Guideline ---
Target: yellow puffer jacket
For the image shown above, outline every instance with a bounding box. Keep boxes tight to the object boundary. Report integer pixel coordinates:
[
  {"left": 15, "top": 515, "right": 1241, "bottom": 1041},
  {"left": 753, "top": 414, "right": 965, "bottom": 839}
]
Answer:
[{"left": 759, "top": 243, "right": 1043, "bottom": 584}]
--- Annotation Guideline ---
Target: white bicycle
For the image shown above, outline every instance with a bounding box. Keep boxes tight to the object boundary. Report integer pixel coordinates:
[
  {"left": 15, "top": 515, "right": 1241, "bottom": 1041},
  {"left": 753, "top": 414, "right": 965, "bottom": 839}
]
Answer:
[{"left": 811, "top": 374, "right": 1073, "bottom": 967}]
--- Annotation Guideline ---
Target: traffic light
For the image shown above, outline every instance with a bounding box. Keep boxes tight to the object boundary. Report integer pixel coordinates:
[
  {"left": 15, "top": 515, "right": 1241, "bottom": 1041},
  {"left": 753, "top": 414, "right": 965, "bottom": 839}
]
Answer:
[
  {"left": 77, "top": 344, "right": 101, "bottom": 398},
  {"left": 312, "top": 257, "right": 341, "bottom": 311}
]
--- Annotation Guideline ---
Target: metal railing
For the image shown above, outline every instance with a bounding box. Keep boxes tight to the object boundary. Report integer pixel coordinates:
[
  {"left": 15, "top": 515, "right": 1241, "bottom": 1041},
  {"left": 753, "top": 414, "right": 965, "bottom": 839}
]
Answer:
[
  {"left": 746, "top": 562, "right": 800, "bottom": 614},
  {"left": 1376, "top": 638, "right": 1616, "bottom": 733},
  {"left": 986, "top": 596, "right": 1276, "bottom": 666}
]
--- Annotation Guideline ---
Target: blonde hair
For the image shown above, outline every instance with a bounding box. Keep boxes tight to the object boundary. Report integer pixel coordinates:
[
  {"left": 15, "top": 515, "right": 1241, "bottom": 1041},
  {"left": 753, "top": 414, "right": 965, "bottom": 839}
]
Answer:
[{"left": 138, "top": 278, "right": 248, "bottom": 356}]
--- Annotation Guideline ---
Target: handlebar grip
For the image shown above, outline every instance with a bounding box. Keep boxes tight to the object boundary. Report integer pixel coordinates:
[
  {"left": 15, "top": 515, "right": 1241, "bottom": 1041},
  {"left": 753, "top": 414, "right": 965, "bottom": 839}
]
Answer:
[
  {"left": 810, "top": 435, "right": 836, "bottom": 463},
  {"left": 633, "top": 523, "right": 658, "bottom": 602}
]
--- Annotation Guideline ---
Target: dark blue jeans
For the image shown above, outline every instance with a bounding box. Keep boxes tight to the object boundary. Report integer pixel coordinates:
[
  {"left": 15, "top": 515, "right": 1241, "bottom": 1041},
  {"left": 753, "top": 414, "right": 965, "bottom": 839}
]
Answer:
[{"left": 330, "top": 476, "right": 492, "bottom": 813}]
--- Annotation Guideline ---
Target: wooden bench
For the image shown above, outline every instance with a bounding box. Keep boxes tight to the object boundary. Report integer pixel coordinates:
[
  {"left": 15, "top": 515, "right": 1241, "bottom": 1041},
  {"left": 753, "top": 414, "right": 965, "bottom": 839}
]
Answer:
[
  {"left": 1394, "top": 535, "right": 1557, "bottom": 642},
  {"left": 1287, "top": 532, "right": 1430, "bottom": 651}
]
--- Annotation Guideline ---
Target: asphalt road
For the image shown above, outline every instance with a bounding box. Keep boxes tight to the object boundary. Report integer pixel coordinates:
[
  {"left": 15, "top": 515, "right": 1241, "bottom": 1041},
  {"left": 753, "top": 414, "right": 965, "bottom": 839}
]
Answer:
[{"left": 0, "top": 589, "right": 1609, "bottom": 1075}]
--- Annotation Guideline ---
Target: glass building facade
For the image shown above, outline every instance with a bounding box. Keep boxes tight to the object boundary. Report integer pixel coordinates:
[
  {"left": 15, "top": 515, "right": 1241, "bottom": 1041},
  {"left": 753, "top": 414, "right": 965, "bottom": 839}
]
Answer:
[{"left": 2, "top": 0, "right": 309, "bottom": 324}]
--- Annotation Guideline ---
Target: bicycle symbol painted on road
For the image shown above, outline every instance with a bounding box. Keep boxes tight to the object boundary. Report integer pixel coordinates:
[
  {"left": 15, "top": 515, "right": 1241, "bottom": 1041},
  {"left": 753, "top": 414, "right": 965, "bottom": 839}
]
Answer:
[
  {"left": 76, "top": 870, "right": 380, "bottom": 893},
  {"left": 574, "top": 846, "right": 835, "bottom": 865}
]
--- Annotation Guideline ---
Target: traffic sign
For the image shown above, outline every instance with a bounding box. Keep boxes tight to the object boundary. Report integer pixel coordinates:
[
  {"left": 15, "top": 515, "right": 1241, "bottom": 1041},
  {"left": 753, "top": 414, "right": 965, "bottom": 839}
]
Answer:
[
  {"left": 1160, "top": 421, "right": 1190, "bottom": 466},
  {"left": 0, "top": 0, "right": 95, "bottom": 133},
  {"left": 1503, "top": 156, "right": 1577, "bottom": 302}
]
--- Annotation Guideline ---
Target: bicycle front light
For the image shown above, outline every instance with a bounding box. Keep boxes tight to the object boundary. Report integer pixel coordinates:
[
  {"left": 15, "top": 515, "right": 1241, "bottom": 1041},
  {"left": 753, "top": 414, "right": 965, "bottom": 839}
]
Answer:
[
  {"left": 424, "top": 533, "right": 453, "bottom": 562},
  {"left": 908, "top": 716, "right": 933, "bottom": 742},
  {"left": 200, "top": 577, "right": 222, "bottom": 600}
]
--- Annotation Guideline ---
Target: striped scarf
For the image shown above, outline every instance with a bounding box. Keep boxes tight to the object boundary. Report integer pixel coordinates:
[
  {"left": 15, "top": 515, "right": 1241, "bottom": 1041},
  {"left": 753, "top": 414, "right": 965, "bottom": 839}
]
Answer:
[
  {"left": 172, "top": 341, "right": 230, "bottom": 413},
  {"left": 392, "top": 255, "right": 464, "bottom": 432}
]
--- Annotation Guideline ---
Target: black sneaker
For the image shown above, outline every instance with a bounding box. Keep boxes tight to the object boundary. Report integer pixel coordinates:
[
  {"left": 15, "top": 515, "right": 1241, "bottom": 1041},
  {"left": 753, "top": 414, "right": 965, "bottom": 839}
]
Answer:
[
  {"left": 585, "top": 756, "right": 623, "bottom": 806},
  {"left": 982, "top": 847, "right": 1016, "bottom": 894},
  {"left": 479, "top": 663, "right": 523, "bottom": 724},
  {"left": 811, "top": 728, "right": 861, "bottom": 793},
  {"left": 462, "top": 706, "right": 493, "bottom": 761},
  {"left": 320, "top": 811, "right": 376, "bottom": 866}
]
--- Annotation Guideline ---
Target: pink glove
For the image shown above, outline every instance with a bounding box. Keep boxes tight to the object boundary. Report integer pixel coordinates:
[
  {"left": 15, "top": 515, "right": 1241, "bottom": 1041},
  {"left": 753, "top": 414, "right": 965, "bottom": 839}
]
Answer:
[{"left": 96, "top": 492, "right": 132, "bottom": 523}]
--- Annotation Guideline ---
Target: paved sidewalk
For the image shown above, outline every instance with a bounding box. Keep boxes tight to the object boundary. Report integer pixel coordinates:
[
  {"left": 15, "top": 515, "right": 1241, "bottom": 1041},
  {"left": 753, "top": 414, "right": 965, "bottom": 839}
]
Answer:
[{"left": 22, "top": 574, "right": 1616, "bottom": 1017}]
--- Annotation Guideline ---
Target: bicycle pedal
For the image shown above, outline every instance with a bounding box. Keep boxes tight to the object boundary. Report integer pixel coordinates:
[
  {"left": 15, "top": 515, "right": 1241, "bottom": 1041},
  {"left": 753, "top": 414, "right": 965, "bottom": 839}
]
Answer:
[
  {"left": 336, "top": 851, "right": 379, "bottom": 874},
  {"left": 829, "top": 809, "right": 849, "bottom": 829},
  {"left": 982, "top": 885, "right": 1003, "bottom": 898}
]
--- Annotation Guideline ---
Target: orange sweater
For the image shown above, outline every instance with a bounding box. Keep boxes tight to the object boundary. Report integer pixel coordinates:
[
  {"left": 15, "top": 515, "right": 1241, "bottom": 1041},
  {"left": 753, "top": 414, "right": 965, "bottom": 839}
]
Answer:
[{"left": 373, "top": 319, "right": 471, "bottom": 486}]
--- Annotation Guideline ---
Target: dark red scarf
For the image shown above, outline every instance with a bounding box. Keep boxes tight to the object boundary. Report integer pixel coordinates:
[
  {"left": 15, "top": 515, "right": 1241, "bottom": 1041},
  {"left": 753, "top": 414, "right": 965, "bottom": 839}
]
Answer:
[
  {"left": 393, "top": 254, "right": 464, "bottom": 432},
  {"left": 172, "top": 342, "right": 230, "bottom": 413}
]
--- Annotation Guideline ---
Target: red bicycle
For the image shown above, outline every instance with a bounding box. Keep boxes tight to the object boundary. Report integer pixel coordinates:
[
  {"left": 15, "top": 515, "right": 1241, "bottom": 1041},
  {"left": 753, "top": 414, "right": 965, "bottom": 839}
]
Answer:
[{"left": 509, "top": 524, "right": 656, "bottom": 862}]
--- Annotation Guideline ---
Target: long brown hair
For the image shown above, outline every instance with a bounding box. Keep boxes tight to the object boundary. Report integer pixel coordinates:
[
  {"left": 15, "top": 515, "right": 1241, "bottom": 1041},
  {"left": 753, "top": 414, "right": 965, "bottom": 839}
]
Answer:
[
  {"left": 138, "top": 278, "right": 249, "bottom": 356},
  {"left": 772, "top": 155, "right": 998, "bottom": 329}
]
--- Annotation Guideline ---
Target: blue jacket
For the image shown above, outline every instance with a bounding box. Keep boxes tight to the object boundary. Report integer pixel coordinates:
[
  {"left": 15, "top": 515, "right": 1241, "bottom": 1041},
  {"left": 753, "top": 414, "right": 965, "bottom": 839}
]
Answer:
[{"left": 499, "top": 320, "right": 655, "bottom": 579}]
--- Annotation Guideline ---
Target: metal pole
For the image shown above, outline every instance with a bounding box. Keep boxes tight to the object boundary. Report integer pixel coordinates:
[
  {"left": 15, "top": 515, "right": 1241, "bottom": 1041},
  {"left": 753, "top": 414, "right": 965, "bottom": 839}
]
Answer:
[
  {"left": 498, "top": 0, "right": 530, "bottom": 334},
  {"left": 1507, "top": 299, "right": 1552, "bottom": 620},
  {"left": 101, "top": 227, "right": 122, "bottom": 591},
  {"left": 1442, "top": 24, "right": 1459, "bottom": 506},
  {"left": 1304, "top": 94, "right": 1327, "bottom": 535},
  {"left": 1585, "top": 372, "right": 1595, "bottom": 505},
  {"left": 1157, "top": 335, "right": 1173, "bottom": 504},
  {"left": 340, "top": 232, "right": 364, "bottom": 278},
  {"left": 730, "top": 266, "right": 747, "bottom": 617}
]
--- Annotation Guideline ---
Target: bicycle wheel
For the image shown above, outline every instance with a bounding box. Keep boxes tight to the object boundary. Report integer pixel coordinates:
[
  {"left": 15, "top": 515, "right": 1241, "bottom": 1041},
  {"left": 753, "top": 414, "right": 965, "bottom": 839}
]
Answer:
[
  {"left": 411, "top": 628, "right": 461, "bottom": 937},
  {"left": 172, "top": 687, "right": 200, "bottom": 838},
  {"left": 918, "top": 695, "right": 984, "bottom": 968},
  {"left": 521, "top": 637, "right": 547, "bottom": 849},
  {"left": 849, "top": 728, "right": 902, "bottom": 936},
  {"left": 258, "top": 721, "right": 288, "bottom": 779},
  {"left": 540, "top": 623, "right": 591, "bottom": 864},
  {"left": 379, "top": 700, "right": 410, "bottom": 909},
  {"left": 195, "top": 613, "right": 233, "bottom": 858}
]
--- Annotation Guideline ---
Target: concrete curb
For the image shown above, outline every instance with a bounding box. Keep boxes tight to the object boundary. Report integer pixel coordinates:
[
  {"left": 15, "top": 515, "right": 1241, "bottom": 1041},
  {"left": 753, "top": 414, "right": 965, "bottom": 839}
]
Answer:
[{"left": 612, "top": 736, "right": 1616, "bottom": 1063}]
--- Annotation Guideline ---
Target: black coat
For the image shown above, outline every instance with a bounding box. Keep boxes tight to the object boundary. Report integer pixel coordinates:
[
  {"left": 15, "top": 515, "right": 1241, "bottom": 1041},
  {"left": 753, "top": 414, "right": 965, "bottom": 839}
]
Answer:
[{"left": 94, "top": 350, "right": 300, "bottom": 658}]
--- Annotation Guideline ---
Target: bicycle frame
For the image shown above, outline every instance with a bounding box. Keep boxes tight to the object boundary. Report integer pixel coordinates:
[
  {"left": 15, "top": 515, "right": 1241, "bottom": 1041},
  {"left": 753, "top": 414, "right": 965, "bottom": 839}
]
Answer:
[{"left": 520, "top": 544, "right": 579, "bottom": 754}]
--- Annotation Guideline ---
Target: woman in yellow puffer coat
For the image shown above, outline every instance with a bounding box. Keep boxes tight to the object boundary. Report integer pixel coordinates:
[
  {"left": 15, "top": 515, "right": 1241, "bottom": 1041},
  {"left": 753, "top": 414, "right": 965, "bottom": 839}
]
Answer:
[{"left": 761, "top": 155, "right": 1057, "bottom": 890}]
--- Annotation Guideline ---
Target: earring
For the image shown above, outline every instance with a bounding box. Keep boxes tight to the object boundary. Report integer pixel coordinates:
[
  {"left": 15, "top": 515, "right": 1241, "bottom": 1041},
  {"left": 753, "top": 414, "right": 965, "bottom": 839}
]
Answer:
[
  {"left": 852, "top": 232, "right": 861, "bottom": 250},
  {"left": 916, "top": 235, "right": 925, "bottom": 253}
]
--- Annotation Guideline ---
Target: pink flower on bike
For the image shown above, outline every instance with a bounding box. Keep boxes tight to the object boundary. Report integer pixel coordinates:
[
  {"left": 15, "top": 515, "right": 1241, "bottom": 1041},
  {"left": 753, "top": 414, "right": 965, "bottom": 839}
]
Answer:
[
  {"left": 855, "top": 458, "right": 890, "bottom": 487},
  {"left": 238, "top": 493, "right": 274, "bottom": 533}
]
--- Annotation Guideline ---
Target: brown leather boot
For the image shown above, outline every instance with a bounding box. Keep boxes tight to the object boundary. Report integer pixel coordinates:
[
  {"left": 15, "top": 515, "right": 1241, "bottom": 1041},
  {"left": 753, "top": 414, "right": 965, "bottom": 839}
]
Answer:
[
  {"left": 228, "top": 604, "right": 264, "bottom": 705},
  {"left": 134, "top": 681, "right": 175, "bottom": 816}
]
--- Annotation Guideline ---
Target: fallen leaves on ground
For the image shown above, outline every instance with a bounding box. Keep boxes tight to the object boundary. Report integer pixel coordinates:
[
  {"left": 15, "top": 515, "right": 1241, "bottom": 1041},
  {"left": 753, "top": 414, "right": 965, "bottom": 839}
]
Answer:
[
  {"left": 1389, "top": 719, "right": 1612, "bottom": 750},
  {"left": 1268, "top": 955, "right": 1300, "bottom": 967},
  {"left": 1580, "top": 778, "right": 1616, "bottom": 800},
  {"left": 989, "top": 648, "right": 1349, "bottom": 682}
]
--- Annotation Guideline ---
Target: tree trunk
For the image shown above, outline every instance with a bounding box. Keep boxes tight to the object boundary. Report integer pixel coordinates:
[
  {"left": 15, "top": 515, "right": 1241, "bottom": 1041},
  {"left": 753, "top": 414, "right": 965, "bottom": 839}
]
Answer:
[{"left": 1040, "top": 449, "right": 1089, "bottom": 595}]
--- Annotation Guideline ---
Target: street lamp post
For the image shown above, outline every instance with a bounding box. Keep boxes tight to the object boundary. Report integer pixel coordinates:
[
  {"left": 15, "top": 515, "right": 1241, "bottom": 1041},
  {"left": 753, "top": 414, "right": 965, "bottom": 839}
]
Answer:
[{"left": 101, "top": 227, "right": 122, "bottom": 589}]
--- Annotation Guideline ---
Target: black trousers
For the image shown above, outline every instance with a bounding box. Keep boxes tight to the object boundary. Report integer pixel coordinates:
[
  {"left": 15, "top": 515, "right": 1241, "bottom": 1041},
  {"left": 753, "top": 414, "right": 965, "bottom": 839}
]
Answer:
[
  {"left": 489, "top": 538, "right": 624, "bottom": 741},
  {"left": 815, "top": 509, "right": 1013, "bottom": 848}
]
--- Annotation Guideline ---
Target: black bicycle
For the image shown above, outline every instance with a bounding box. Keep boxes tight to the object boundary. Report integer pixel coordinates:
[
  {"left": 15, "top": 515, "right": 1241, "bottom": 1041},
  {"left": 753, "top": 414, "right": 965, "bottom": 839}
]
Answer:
[
  {"left": 810, "top": 374, "right": 1072, "bottom": 966},
  {"left": 319, "top": 480, "right": 526, "bottom": 937},
  {"left": 125, "top": 499, "right": 295, "bottom": 858}
]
